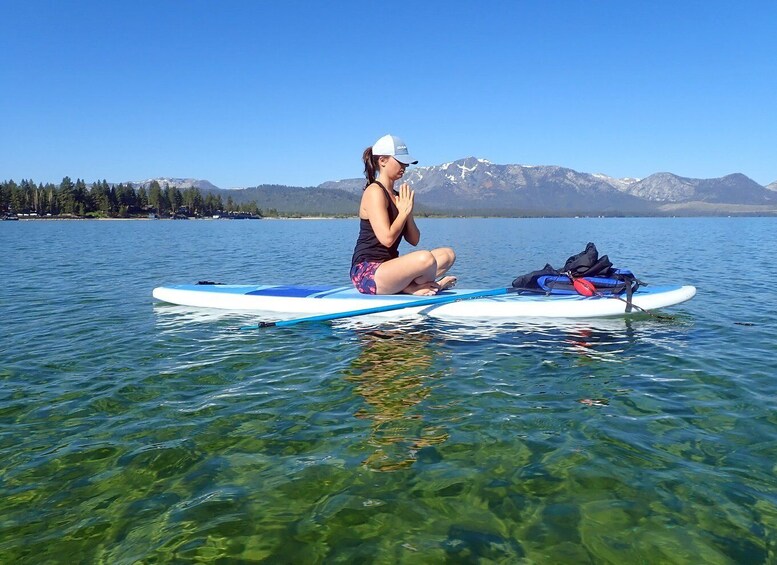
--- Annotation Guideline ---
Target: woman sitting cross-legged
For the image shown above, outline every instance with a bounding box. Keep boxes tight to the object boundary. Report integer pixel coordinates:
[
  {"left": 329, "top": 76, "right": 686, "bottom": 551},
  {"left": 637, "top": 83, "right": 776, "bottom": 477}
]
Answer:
[{"left": 350, "top": 134, "right": 456, "bottom": 296}]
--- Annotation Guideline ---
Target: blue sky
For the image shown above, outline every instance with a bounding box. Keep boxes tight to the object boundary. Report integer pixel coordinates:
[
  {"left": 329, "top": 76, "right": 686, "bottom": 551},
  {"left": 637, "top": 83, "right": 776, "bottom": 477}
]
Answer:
[{"left": 2, "top": 0, "right": 775, "bottom": 188}]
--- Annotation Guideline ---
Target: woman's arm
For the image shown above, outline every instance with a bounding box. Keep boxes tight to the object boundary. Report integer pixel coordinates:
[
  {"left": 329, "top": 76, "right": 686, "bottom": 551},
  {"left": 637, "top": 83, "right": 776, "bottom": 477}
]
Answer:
[
  {"left": 361, "top": 184, "right": 409, "bottom": 247},
  {"left": 403, "top": 213, "right": 420, "bottom": 246}
]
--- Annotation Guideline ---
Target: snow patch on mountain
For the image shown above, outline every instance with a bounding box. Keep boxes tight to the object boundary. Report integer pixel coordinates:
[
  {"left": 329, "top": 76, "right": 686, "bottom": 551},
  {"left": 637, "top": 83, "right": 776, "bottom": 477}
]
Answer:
[
  {"left": 456, "top": 162, "right": 478, "bottom": 178},
  {"left": 593, "top": 173, "right": 641, "bottom": 192}
]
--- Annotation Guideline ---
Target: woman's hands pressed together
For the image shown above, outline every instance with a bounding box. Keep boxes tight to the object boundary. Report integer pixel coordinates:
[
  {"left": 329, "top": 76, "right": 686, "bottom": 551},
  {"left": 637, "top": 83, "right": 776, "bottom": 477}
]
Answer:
[{"left": 395, "top": 182, "right": 415, "bottom": 217}]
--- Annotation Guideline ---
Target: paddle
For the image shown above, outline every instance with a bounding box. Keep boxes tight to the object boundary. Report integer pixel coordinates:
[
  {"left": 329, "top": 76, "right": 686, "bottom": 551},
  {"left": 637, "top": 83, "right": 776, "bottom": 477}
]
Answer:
[{"left": 238, "top": 287, "right": 516, "bottom": 330}]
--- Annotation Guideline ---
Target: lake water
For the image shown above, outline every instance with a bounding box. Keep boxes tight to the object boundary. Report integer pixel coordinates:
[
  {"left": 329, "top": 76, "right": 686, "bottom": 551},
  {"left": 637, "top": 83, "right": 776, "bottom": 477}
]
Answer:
[{"left": 2, "top": 217, "right": 776, "bottom": 563}]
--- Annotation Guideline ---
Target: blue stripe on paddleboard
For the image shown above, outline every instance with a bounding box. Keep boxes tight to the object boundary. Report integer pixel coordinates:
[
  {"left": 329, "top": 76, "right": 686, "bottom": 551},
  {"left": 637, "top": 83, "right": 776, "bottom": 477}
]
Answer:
[
  {"left": 245, "top": 285, "right": 335, "bottom": 298},
  {"left": 311, "top": 286, "right": 356, "bottom": 299}
]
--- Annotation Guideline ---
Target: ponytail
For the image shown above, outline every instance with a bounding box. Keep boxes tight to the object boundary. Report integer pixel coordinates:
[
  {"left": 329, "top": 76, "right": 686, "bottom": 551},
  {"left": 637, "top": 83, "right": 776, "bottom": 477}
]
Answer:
[{"left": 362, "top": 146, "right": 379, "bottom": 189}]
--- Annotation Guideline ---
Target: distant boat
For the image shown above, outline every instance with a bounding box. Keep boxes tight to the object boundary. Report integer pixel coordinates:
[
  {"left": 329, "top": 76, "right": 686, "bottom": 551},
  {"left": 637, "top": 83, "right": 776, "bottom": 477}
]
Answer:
[{"left": 2, "top": 215, "right": 19, "bottom": 221}]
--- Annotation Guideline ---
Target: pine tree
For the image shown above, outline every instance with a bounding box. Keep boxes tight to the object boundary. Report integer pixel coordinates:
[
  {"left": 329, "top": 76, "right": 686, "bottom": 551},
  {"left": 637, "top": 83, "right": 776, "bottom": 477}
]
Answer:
[
  {"left": 148, "top": 181, "right": 163, "bottom": 215},
  {"left": 59, "top": 177, "right": 76, "bottom": 214},
  {"left": 137, "top": 186, "right": 149, "bottom": 208}
]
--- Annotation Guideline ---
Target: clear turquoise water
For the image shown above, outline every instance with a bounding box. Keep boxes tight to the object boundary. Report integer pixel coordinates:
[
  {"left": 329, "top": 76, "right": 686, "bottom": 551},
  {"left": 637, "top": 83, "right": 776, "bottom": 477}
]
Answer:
[{"left": 2, "top": 217, "right": 776, "bottom": 563}]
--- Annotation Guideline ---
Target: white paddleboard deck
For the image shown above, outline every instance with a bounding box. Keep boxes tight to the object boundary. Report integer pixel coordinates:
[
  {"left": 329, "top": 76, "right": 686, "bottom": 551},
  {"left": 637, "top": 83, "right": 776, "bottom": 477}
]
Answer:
[{"left": 152, "top": 283, "right": 696, "bottom": 320}]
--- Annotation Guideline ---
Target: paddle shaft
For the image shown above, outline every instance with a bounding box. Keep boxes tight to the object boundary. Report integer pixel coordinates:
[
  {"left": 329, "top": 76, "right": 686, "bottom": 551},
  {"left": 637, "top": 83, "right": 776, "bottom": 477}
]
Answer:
[{"left": 239, "top": 287, "right": 515, "bottom": 330}]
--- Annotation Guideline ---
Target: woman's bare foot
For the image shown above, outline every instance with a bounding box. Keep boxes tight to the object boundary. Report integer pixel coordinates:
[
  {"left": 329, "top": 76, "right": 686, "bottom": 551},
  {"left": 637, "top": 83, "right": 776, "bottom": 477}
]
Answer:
[
  {"left": 402, "top": 281, "right": 438, "bottom": 296},
  {"left": 401, "top": 276, "right": 457, "bottom": 296},
  {"left": 437, "top": 275, "right": 457, "bottom": 291}
]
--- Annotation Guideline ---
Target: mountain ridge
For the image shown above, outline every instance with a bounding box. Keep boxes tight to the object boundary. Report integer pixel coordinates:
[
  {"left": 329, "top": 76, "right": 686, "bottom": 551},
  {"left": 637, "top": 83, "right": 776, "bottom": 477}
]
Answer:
[
  {"left": 129, "top": 159, "right": 777, "bottom": 216},
  {"left": 317, "top": 158, "right": 775, "bottom": 215},
  {"left": 128, "top": 177, "right": 221, "bottom": 192}
]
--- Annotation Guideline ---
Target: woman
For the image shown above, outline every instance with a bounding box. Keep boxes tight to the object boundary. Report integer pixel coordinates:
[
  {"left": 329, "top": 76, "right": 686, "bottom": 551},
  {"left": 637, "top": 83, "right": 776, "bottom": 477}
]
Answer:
[{"left": 350, "top": 134, "right": 456, "bottom": 296}]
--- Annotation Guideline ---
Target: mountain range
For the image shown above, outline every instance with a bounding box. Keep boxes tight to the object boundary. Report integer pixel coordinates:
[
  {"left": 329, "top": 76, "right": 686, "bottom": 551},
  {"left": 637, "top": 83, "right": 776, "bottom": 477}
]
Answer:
[
  {"left": 129, "top": 177, "right": 221, "bottom": 192},
  {"left": 133, "top": 160, "right": 777, "bottom": 216}
]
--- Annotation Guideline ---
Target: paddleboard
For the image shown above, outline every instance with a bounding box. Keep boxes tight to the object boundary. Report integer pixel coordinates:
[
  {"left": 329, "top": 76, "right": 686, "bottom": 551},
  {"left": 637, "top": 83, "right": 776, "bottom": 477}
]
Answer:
[{"left": 152, "top": 283, "right": 696, "bottom": 319}]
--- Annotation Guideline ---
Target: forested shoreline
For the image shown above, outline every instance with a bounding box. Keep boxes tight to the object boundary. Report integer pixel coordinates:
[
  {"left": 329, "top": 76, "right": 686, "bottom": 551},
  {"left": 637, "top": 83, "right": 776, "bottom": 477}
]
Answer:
[{"left": 1, "top": 178, "right": 264, "bottom": 218}]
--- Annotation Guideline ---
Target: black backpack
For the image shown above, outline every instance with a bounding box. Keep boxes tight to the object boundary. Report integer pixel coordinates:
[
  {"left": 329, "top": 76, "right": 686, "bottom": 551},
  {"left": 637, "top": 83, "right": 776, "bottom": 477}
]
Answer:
[{"left": 511, "top": 242, "right": 643, "bottom": 311}]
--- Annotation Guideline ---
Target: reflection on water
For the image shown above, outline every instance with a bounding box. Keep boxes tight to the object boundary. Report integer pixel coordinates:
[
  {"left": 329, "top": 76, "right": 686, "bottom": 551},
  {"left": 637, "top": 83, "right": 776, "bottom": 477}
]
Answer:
[
  {"left": 438, "top": 314, "right": 693, "bottom": 358},
  {"left": 153, "top": 303, "right": 267, "bottom": 332},
  {"left": 560, "top": 318, "right": 639, "bottom": 361},
  {"left": 343, "top": 328, "right": 449, "bottom": 471},
  {"left": 335, "top": 314, "right": 691, "bottom": 475}
]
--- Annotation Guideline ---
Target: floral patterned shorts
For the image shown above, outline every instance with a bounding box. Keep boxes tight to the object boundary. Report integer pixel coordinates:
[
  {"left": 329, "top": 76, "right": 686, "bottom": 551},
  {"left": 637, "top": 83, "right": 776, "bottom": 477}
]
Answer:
[{"left": 350, "top": 261, "right": 381, "bottom": 295}]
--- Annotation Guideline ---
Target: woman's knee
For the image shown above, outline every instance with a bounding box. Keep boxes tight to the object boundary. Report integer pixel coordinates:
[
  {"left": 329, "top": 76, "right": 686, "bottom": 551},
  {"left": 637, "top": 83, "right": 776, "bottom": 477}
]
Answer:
[
  {"left": 413, "top": 250, "right": 437, "bottom": 272},
  {"left": 434, "top": 247, "right": 456, "bottom": 268}
]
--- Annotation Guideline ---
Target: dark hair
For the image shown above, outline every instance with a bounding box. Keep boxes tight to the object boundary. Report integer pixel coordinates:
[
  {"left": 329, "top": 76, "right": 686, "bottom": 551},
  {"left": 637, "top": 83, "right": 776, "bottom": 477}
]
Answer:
[{"left": 362, "top": 146, "right": 381, "bottom": 189}]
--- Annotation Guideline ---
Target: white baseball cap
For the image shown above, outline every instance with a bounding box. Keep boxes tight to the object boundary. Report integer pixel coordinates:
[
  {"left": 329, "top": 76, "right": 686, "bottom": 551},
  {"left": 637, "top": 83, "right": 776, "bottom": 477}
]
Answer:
[{"left": 372, "top": 134, "right": 418, "bottom": 165}]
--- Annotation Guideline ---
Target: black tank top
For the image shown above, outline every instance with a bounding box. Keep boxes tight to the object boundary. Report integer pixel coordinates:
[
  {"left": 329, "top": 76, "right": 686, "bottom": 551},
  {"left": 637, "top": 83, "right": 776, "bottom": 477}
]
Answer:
[{"left": 351, "top": 181, "right": 406, "bottom": 267}]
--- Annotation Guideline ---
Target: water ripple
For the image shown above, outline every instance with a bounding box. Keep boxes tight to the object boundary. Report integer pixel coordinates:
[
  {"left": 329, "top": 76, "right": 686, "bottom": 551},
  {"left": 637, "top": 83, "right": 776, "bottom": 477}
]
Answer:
[{"left": 2, "top": 218, "right": 777, "bottom": 562}]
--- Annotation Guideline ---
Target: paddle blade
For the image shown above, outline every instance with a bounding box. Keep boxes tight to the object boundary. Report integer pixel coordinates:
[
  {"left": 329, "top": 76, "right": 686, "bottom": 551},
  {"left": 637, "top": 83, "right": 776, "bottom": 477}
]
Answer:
[{"left": 573, "top": 278, "right": 596, "bottom": 297}]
